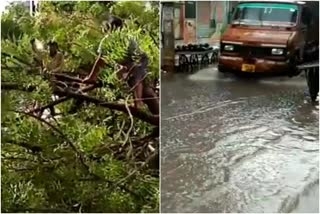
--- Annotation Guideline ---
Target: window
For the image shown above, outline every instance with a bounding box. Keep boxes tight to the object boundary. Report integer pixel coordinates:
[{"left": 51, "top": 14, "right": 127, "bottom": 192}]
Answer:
[
  {"left": 185, "top": 1, "right": 196, "bottom": 19},
  {"left": 233, "top": 3, "right": 298, "bottom": 26}
]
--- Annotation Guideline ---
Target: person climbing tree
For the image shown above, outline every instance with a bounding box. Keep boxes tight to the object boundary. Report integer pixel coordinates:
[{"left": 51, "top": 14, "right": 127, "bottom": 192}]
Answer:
[
  {"left": 83, "top": 15, "right": 159, "bottom": 115},
  {"left": 45, "top": 41, "right": 64, "bottom": 73}
]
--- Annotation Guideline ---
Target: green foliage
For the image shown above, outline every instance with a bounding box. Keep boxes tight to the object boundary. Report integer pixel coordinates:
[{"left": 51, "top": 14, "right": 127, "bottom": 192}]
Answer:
[
  {"left": 1, "top": 1, "right": 159, "bottom": 213},
  {"left": 1, "top": 3, "right": 33, "bottom": 40}
]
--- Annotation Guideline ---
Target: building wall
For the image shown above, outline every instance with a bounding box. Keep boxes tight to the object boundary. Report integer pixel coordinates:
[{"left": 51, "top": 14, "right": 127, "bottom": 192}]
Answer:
[
  {"left": 174, "top": 1, "right": 238, "bottom": 45},
  {"left": 161, "top": 2, "right": 175, "bottom": 71},
  {"left": 173, "top": 4, "right": 183, "bottom": 39},
  {"left": 182, "top": 1, "right": 197, "bottom": 44},
  {"left": 197, "top": 1, "right": 214, "bottom": 38}
]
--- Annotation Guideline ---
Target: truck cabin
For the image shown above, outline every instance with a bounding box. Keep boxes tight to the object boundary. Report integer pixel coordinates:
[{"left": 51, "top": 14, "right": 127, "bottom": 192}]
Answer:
[
  {"left": 230, "top": 1, "right": 307, "bottom": 28},
  {"left": 218, "top": 1, "right": 319, "bottom": 74}
]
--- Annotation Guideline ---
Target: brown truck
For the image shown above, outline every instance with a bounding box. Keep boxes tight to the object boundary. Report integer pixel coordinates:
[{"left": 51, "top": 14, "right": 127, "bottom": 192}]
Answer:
[{"left": 218, "top": 1, "right": 319, "bottom": 76}]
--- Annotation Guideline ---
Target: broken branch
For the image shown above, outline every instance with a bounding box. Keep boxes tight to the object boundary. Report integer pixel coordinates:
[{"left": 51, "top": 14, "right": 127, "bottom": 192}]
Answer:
[
  {"left": 58, "top": 89, "right": 159, "bottom": 126},
  {"left": 1, "top": 83, "right": 37, "bottom": 92},
  {"left": 30, "top": 84, "right": 98, "bottom": 113}
]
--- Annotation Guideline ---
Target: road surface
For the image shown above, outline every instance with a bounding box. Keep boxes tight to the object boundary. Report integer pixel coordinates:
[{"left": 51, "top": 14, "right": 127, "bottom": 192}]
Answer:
[{"left": 161, "top": 66, "right": 319, "bottom": 213}]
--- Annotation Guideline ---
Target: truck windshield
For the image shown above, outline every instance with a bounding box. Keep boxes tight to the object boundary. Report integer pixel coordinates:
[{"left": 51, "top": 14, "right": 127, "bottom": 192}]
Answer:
[{"left": 233, "top": 3, "right": 298, "bottom": 26}]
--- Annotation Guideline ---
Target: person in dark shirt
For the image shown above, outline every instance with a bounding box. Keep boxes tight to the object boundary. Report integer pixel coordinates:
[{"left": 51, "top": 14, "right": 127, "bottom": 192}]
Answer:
[
  {"left": 83, "top": 16, "right": 149, "bottom": 109},
  {"left": 45, "top": 41, "right": 64, "bottom": 73}
]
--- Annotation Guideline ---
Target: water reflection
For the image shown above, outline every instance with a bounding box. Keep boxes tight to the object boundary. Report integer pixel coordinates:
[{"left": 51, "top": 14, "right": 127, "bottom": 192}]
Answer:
[{"left": 161, "top": 67, "right": 319, "bottom": 213}]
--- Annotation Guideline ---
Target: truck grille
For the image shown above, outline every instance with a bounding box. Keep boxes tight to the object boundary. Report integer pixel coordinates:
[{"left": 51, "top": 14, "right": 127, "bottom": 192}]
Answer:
[
  {"left": 221, "top": 44, "right": 285, "bottom": 58},
  {"left": 238, "top": 46, "right": 272, "bottom": 58}
]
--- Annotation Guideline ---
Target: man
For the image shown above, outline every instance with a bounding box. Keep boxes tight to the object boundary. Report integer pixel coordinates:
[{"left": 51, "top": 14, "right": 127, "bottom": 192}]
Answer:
[
  {"left": 45, "top": 41, "right": 64, "bottom": 73},
  {"left": 83, "top": 16, "right": 150, "bottom": 110},
  {"left": 30, "top": 40, "right": 84, "bottom": 116},
  {"left": 45, "top": 41, "right": 88, "bottom": 115},
  {"left": 43, "top": 41, "right": 65, "bottom": 116},
  {"left": 30, "top": 39, "right": 64, "bottom": 73}
]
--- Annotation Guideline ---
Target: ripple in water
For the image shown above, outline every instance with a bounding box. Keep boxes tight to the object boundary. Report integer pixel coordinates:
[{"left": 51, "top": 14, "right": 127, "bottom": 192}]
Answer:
[{"left": 161, "top": 74, "right": 319, "bottom": 213}]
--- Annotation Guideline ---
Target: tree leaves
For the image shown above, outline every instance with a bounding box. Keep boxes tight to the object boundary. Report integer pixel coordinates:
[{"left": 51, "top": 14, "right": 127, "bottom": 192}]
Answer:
[{"left": 1, "top": 1, "right": 159, "bottom": 213}]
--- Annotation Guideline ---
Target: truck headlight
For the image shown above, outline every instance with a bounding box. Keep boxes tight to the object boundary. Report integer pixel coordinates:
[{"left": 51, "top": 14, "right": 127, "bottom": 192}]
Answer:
[
  {"left": 224, "top": 45, "right": 234, "bottom": 51},
  {"left": 271, "top": 48, "right": 284, "bottom": 55}
]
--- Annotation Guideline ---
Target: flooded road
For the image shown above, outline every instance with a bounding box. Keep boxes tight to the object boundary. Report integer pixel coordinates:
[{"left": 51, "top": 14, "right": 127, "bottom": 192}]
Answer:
[{"left": 160, "top": 66, "right": 319, "bottom": 213}]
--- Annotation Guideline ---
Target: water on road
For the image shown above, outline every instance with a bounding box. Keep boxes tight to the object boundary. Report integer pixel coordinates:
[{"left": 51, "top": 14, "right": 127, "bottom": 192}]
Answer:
[{"left": 161, "top": 67, "right": 319, "bottom": 213}]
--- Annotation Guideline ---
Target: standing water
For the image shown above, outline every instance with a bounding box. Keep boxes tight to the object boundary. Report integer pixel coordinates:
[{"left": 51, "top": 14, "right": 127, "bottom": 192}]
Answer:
[{"left": 161, "top": 67, "right": 319, "bottom": 213}]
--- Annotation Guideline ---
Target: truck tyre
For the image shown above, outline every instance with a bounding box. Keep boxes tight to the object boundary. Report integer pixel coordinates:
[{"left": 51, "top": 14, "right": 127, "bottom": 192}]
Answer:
[
  {"left": 306, "top": 68, "right": 319, "bottom": 103},
  {"left": 218, "top": 65, "right": 227, "bottom": 73},
  {"left": 287, "top": 54, "right": 299, "bottom": 77}
]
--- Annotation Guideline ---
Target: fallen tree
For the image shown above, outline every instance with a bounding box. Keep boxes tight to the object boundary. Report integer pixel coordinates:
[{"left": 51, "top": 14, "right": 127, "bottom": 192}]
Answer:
[{"left": 1, "top": 1, "right": 159, "bottom": 213}]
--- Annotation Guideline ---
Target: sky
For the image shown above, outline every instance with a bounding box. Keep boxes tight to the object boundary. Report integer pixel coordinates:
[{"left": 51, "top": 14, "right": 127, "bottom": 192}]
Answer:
[
  {"left": 0, "top": 1, "right": 152, "bottom": 15},
  {"left": 0, "top": 0, "right": 12, "bottom": 14}
]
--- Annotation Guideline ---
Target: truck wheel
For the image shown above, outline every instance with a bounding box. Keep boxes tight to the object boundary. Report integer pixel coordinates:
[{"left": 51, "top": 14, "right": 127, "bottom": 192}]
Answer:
[
  {"left": 288, "top": 54, "right": 299, "bottom": 77},
  {"left": 306, "top": 68, "right": 319, "bottom": 103},
  {"left": 218, "top": 65, "right": 227, "bottom": 73}
]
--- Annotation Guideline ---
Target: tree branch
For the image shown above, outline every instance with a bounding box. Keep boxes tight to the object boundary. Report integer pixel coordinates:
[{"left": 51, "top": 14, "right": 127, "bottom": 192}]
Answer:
[
  {"left": 58, "top": 89, "right": 159, "bottom": 126},
  {"left": 52, "top": 73, "right": 84, "bottom": 83},
  {"left": 115, "top": 150, "right": 158, "bottom": 186},
  {"left": 9, "top": 208, "right": 72, "bottom": 213},
  {"left": 30, "top": 84, "right": 98, "bottom": 114},
  {"left": 12, "top": 110, "right": 143, "bottom": 200},
  {"left": 4, "top": 139, "right": 42, "bottom": 153},
  {"left": 1, "top": 83, "right": 37, "bottom": 92},
  {"left": 148, "top": 31, "right": 159, "bottom": 47},
  {"left": 1, "top": 52, "right": 33, "bottom": 67}
]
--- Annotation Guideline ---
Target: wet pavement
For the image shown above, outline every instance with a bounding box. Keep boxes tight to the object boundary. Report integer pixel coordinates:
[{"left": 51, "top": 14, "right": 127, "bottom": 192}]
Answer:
[{"left": 160, "top": 66, "right": 319, "bottom": 213}]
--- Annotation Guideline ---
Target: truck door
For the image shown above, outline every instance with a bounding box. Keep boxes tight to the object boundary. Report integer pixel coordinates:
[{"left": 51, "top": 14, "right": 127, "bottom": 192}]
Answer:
[{"left": 300, "top": 6, "right": 312, "bottom": 60}]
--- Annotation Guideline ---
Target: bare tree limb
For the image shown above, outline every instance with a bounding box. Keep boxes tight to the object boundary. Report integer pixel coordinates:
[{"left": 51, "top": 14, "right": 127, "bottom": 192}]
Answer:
[
  {"left": 1, "top": 83, "right": 37, "bottom": 92},
  {"left": 4, "top": 139, "right": 43, "bottom": 153},
  {"left": 52, "top": 73, "right": 85, "bottom": 83},
  {"left": 30, "top": 84, "right": 98, "bottom": 114},
  {"left": 58, "top": 89, "right": 159, "bottom": 126}
]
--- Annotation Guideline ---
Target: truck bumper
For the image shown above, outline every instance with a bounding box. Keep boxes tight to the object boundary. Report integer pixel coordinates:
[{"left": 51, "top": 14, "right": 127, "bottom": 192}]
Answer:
[{"left": 218, "top": 55, "right": 290, "bottom": 73}]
